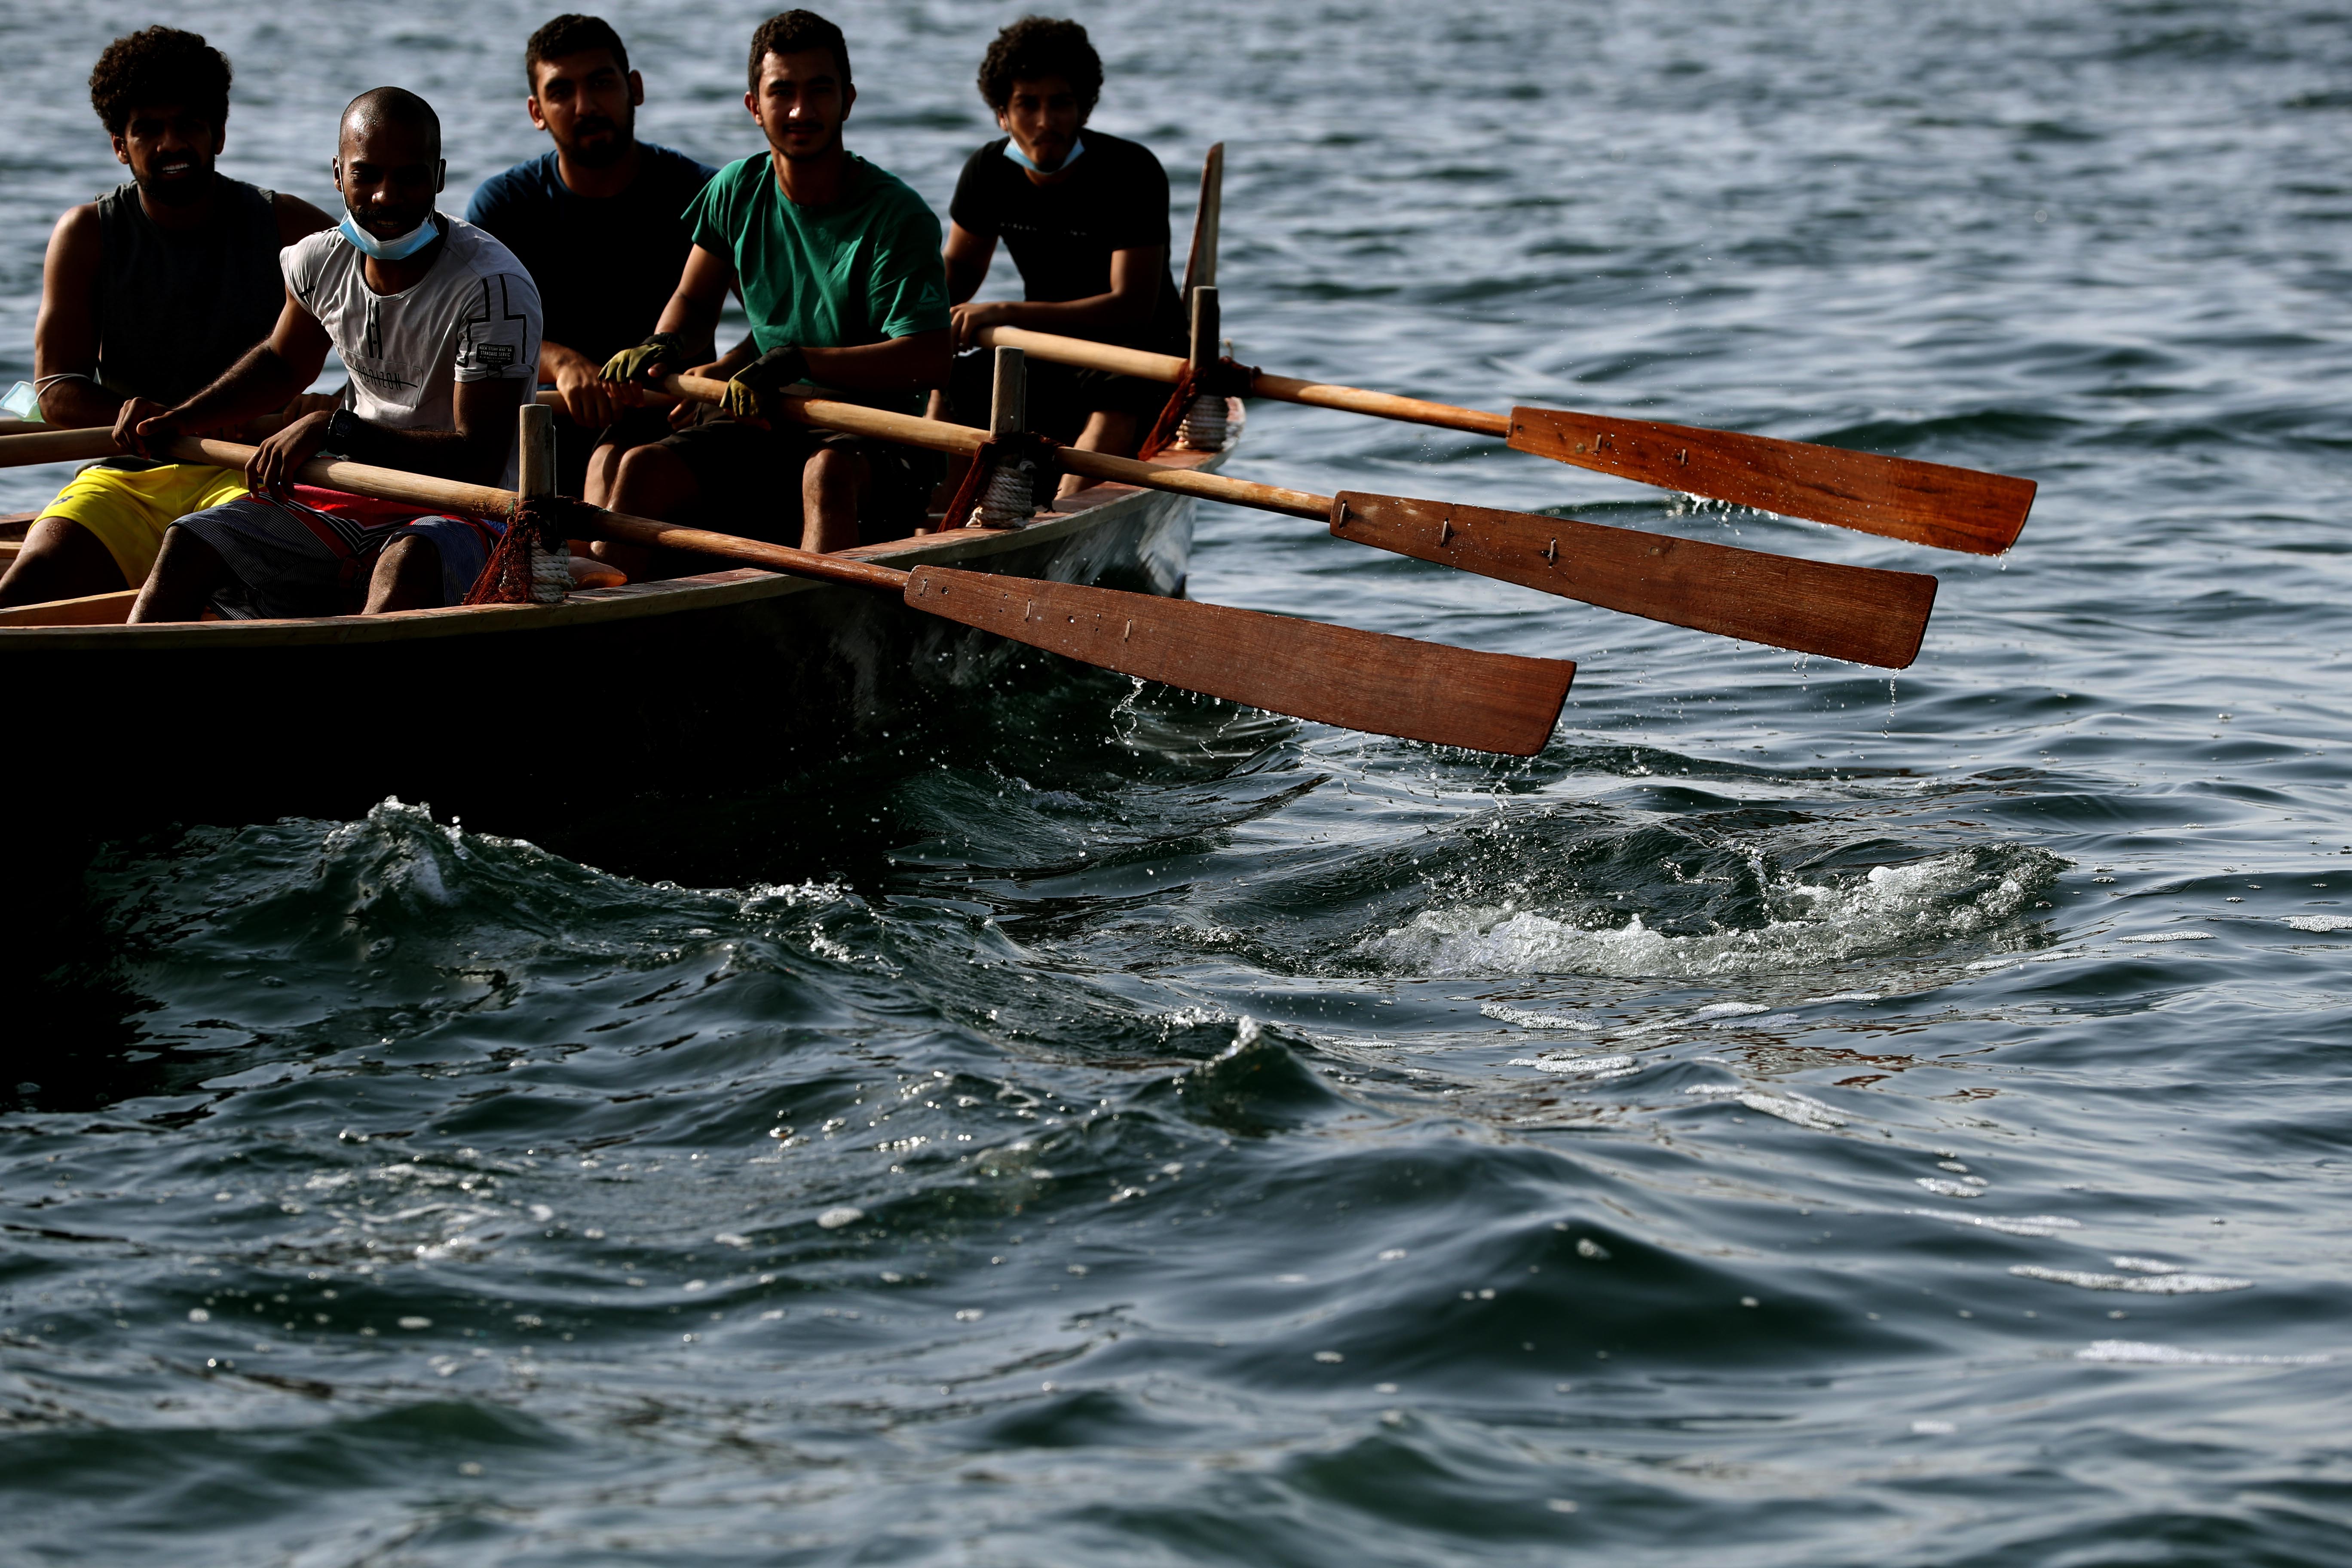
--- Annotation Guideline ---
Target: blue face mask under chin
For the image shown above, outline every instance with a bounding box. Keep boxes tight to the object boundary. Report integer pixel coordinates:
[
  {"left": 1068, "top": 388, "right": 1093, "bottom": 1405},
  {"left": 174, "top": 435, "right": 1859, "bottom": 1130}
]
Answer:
[
  {"left": 338, "top": 211, "right": 441, "bottom": 261},
  {"left": 1002, "top": 135, "right": 1085, "bottom": 175}
]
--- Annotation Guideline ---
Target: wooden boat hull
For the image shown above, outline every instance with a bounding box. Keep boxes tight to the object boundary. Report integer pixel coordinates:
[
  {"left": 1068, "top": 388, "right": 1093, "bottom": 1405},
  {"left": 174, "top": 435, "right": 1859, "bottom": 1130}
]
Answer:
[{"left": 0, "top": 424, "right": 1231, "bottom": 833}]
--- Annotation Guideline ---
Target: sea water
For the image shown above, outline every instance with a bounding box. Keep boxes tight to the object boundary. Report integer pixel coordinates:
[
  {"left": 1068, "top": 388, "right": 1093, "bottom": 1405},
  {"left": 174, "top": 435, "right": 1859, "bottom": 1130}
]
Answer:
[{"left": 3, "top": 1, "right": 2350, "bottom": 1562}]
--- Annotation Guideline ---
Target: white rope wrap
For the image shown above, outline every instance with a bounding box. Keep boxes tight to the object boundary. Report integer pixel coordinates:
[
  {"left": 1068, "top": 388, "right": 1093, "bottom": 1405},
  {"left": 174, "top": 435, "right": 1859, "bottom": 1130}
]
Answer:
[
  {"left": 1174, "top": 392, "right": 1228, "bottom": 451},
  {"left": 977, "top": 461, "right": 1035, "bottom": 526},
  {"left": 529, "top": 538, "right": 570, "bottom": 604}
]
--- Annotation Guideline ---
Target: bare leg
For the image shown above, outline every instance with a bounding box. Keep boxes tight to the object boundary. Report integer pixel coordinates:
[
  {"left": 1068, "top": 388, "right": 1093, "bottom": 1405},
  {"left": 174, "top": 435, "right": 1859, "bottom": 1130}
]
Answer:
[
  {"left": 595, "top": 442, "right": 701, "bottom": 579},
  {"left": 802, "top": 446, "right": 870, "bottom": 552},
  {"left": 1057, "top": 410, "right": 1140, "bottom": 499},
  {"left": 362, "top": 535, "right": 442, "bottom": 614},
  {"left": 582, "top": 437, "right": 628, "bottom": 509},
  {"left": 127, "top": 527, "right": 230, "bottom": 623},
  {"left": 0, "top": 518, "right": 128, "bottom": 606}
]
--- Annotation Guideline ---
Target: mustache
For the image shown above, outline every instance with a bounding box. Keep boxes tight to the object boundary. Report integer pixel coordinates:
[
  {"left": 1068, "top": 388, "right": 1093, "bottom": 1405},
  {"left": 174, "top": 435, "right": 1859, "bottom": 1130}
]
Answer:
[{"left": 138, "top": 155, "right": 212, "bottom": 205}]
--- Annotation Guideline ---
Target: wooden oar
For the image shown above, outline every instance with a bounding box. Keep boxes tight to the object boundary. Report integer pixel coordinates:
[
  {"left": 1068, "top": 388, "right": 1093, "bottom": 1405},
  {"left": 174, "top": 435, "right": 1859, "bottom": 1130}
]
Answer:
[
  {"left": 67, "top": 433, "right": 1570, "bottom": 757},
  {"left": 652, "top": 374, "right": 1937, "bottom": 669},
  {"left": 973, "top": 325, "right": 2033, "bottom": 556}
]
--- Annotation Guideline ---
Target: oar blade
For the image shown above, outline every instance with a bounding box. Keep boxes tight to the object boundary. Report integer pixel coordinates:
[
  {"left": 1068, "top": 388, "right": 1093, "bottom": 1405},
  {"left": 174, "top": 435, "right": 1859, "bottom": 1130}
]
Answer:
[
  {"left": 1331, "top": 490, "right": 1936, "bottom": 669},
  {"left": 1508, "top": 407, "right": 2034, "bottom": 556},
  {"left": 903, "top": 566, "right": 1573, "bottom": 756}
]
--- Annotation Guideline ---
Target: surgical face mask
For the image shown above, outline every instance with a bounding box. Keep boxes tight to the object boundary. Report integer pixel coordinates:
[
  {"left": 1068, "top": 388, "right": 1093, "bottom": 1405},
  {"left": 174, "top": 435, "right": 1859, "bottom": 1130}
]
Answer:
[
  {"left": 338, "top": 210, "right": 441, "bottom": 261},
  {"left": 1002, "top": 134, "right": 1084, "bottom": 175}
]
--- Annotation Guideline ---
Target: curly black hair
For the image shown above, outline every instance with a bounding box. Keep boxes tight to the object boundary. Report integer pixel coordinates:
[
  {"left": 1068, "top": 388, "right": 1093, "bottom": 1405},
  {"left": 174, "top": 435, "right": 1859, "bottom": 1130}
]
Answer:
[
  {"left": 89, "top": 27, "right": 232, "bottom": 135},
  {"left": 747, "top": 10, "right": 851, "bottom": 94},
  {"left": 977, "top": 17, "right": 1101, "bottom": 113}
]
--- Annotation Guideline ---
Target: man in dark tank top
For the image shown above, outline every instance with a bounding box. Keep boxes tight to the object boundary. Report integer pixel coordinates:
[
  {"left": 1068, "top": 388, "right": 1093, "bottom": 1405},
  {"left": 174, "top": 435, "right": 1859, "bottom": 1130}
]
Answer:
[{"left": 0, "top": 27, "right": 333, "bottom": 608}]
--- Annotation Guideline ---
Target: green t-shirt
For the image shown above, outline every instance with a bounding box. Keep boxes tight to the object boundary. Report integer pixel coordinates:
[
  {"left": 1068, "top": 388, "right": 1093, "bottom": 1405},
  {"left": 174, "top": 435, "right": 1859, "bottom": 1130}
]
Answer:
[{"left": 685, "top": 151, "right": 949, "bottom": 412}]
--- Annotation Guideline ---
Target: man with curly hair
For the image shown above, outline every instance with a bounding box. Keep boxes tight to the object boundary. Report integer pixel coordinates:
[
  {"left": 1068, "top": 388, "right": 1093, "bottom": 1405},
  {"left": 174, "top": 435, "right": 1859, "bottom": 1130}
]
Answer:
[
  {"left": 0, "top": 27, "right": 334, "bottom": 607},
  {"left": 938, "top": 16, "right": 1185, "bottom": 487},
  {"left": 595, "top": 9, "right": 949, "bottom": 564}
]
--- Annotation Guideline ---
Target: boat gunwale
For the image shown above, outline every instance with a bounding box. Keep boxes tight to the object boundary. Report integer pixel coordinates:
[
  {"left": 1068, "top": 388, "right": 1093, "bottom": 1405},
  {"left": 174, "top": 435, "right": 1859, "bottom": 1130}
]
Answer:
[{"left": 0, "top": 406, "right": 1238, "bottom": 652}]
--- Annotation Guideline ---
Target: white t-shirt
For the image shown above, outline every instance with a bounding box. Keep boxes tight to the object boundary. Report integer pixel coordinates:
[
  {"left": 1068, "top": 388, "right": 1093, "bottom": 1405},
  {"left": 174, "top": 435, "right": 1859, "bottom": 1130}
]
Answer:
[{"left": 283, "top": 214, "right": 542, "bottom": 486}]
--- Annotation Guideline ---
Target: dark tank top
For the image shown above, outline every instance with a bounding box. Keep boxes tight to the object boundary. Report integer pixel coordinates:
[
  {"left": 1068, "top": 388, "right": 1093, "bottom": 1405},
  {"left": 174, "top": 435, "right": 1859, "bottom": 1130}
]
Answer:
[{"left": 93, "top": 177, "right": 284, "bottom": 407}]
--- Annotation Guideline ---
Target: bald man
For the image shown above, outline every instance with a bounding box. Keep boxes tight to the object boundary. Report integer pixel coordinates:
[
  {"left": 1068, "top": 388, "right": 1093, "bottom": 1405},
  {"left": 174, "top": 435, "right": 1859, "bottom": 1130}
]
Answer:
[{"left": 127, "top": 87, "right": 543, "bottom": 620}]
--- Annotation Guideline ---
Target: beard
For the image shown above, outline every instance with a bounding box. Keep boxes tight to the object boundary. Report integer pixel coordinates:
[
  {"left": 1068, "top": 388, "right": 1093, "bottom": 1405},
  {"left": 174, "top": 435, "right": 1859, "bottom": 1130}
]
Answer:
[
  {"left": 778, "top": 121, "right": 840, "bottom": 163},
  {"left": 562, "top": 112, "right": 632, "bottom": 169},
  {"left": 137, "top": 155, "right": 214, "bottom": 208}
]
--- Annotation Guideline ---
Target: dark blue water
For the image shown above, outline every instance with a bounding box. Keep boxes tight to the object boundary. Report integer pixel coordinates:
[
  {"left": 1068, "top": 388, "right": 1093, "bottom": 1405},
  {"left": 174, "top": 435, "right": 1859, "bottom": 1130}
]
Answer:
[{"left": 6, "top": 1, "right": 2352, "bottom": 1562}]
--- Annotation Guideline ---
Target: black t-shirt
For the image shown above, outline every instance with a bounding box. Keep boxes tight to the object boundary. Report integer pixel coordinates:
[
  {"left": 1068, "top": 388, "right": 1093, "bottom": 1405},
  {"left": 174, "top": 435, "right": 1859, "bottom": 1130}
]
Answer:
[
  {"left": 949, "top": 130, "right": 1185, "bottom": 352},
  {"left": 465, "top": 142, "right": 716, "bottom": 365}
]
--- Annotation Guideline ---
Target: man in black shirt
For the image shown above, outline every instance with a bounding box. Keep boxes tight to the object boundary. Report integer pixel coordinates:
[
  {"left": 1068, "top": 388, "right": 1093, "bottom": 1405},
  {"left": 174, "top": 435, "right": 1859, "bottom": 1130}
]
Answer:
[
  {"left": 466, "top": 13, "right": 714, "bottom": 499},
  {"left": 940, "top": 17, "right": 1184, "bottom": 489}
]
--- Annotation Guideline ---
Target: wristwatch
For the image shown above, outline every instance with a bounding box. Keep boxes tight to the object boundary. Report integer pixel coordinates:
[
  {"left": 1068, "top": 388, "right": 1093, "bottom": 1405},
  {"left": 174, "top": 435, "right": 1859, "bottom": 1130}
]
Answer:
[{"left": 325, "top": 407, "right": 376, "bottom": 461}]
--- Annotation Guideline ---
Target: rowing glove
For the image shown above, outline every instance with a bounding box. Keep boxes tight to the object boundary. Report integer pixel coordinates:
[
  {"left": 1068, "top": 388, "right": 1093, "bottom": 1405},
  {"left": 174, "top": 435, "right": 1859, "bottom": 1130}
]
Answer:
[
  {"left": 600, "top": 331, "right": 687, "bottom": 386},
  {"left": 722, "top": 346, "right": 809, "bottom": 422}
]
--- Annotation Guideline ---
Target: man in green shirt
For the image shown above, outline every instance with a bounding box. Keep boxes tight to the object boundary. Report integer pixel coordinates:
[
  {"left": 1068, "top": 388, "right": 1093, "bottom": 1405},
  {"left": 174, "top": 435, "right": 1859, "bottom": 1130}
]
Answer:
[{"left": 598, "top": 9, "right": 949, "bottom": 566}]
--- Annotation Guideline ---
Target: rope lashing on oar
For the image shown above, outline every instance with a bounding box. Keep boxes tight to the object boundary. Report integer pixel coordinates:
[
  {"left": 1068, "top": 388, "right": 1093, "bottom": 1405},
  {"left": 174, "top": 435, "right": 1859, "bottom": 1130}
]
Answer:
[
  {"left": 462, "top": 494, "right": 588, "bottom": 605},
  {"left": 939, "top": 429, "right": 1063, "bottom": 529},
  {"left": 1137, "top": 356, "right": 1258, "bottom": 459}
]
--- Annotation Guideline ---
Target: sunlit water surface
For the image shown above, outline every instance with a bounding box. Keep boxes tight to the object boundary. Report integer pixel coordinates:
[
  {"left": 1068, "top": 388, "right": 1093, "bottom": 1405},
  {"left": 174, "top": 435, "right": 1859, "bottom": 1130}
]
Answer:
[{"left": 5, "top": 2, "right": 2352, "bottom": 1563}]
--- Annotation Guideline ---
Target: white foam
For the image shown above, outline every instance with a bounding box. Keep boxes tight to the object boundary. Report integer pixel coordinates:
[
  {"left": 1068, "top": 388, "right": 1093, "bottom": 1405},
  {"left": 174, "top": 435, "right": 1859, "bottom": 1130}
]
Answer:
[
  {"left": 1359, "top": 849, "right": 2058, "bottom": 979},
  {"left": 1806, "top": 991, "right": 1883, "bottom": 1004},
  {"left": 2115, "top": 931, "right": 2214, "bottom": 943},
  {"left": 1684, "top": 1084, "right": 1846, "bottom": 1130},
  {"left": 1914, "top": 1178, "right": 1983, "bottom": 1198},
  {"left": 2284, "top": 914, "right": 2352, "bottom": 933},
  {"left": 1905, "top": 1208, "right": 2081, "bottom": 1237},
  {"left": 2012, "top": 1265, "right": 2251, "bottom": 1293},
  {"left": 1480, "top": 1003, "right": 1597, "bottom": 1029},
  {"left": 1508, "top": 1053, "right": 1636, "bottom": 1075},
  {"left": 2110, "top": 1256, "right": 2180, "bottom": 1274},
  {"left": 1691, "top": 1002, "right": 1769, "bottom": 1020},
  {"left": 2077, "top": 1340, "right": 2328, "bottom": 1365}
]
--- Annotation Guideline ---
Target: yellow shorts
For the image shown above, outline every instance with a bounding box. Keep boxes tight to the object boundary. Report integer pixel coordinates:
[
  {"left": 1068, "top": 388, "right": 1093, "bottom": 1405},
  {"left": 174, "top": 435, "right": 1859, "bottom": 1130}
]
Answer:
[{"left": 40, "top": 461, "right": 249, "bottom": 585}]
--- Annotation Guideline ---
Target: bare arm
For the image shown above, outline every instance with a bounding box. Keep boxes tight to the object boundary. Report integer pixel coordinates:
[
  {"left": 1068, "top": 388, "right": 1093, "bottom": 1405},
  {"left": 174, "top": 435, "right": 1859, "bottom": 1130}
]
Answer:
[
  {"left": 943, "top": 220, "right": 996, "bottom": 306},
  {"left": 31, "top": 205, "right": 121, "bottom": 429},
  {"left": 359, "top": 375, "right": 527, "bottom": 484},
  {"left": 801, "top": 330, "right": 952, "bottom": 396},
  {"left": 542, "top": 337, "right": 647, "bottom": 429},
  {"left": 949, "top": 245, "right": 1164, "bottom": 350},
  {"left": 649, "top": 244, "right": 738, "bottom": 365}
]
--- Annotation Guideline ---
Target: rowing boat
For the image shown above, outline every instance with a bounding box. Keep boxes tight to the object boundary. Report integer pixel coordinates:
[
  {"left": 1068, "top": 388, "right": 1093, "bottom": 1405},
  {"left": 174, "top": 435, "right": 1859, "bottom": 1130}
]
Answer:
[{"left": 0, "top": 400, "right": 1240, "bottom": 833}]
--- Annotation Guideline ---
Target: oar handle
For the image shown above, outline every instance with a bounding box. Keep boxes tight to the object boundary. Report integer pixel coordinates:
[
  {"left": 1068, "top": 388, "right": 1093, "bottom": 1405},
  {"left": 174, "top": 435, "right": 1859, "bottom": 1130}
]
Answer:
[
  {"left": 0, "top": 427, "right": 123, "bottom": 466},
  {"left": 972, "top": 325, "right": 1509, "bottom": 438},
  {"left": 653, "top": 372, "right": 1332, "bottom": 522},
  {"left": 144, "top": 434, "right": 909, "bottom": 594}
]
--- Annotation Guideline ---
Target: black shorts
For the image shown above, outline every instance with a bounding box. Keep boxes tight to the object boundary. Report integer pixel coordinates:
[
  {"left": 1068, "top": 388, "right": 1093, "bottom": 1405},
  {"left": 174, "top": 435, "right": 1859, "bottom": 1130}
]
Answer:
[
  {"left": 945, "top": 348, "right": 1173, "bottom": 442},
  {"left": 655, "top": 410, "right": 943, "bottom": 543}
]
